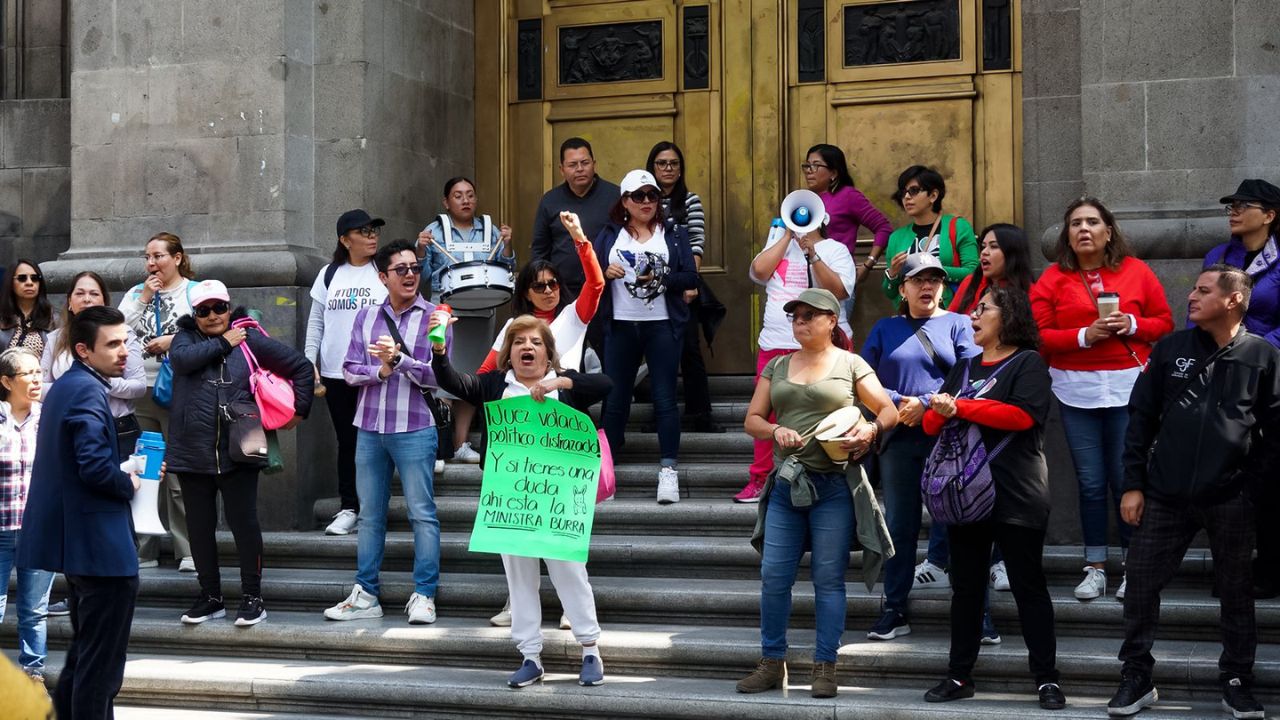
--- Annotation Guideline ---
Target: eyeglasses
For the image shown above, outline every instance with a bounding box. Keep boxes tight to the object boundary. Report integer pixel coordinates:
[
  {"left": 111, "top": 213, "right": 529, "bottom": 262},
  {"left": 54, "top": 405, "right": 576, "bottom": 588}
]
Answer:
[
  {"left": 626, "top": 189, "right": 661, "bottom": 203},
  {"left": 906, "top": 275, "right": 945, "bottom": 286},
  {"left": 531, "top": 279, "right": 560, "bottom": 293},
  {"left": 654, "top": 160, "right": 681, "bottom": 170},
  {"left": 902, "top": 186, "right": 928, "bottom": 197},
  {"left": 786, "top": 310, "right": 831, "bottom": 324},
  {"left": 193, "top": 301, "right": 231, "bottom": 318},
  {"left": 969, "top": 302, "right": 999, "bottom": 317},
  {"left": 12, "top": 274, "right": 41, "bottom": 283},
  {"left": 353, "top": 226, "right": 381, "bottom": 238},
  {"left": 142, "top": 253, "right": 171, "bottom": 263},
  {"left": 386, "top": 263, "right": 424, "bottom": 277},
  {"left": 1225, "top": 202, "right": 1264, "bottom": 215},
  {"left": 800, "top": 162, "right": 830, "bottom": 172}
]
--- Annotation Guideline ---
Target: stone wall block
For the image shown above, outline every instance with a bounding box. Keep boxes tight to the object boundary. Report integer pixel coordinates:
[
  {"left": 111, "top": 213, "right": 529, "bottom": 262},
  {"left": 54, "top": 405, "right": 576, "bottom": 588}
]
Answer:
[
  {"left": 1077, "top": 0, "right": 1104, "bottom": 86},
  {"left": 1024, "top": 95, "right": 1082, "bottom": 183},
  {"left": 381, "top": 0, "right": 408, "bottom": 79},
  {"left": 71, "top": 69, "right": 147, "bottom": 147},
  {"left": 23, "top": 47, "right": 66, "bottom": 99},
  {"left": 1241, "top": 77, "right": 1280, "bottom": 168},
  {"left": 1, "top": 99, "right": 71, "bottom": 168},
  {"left": 22, "top": 167, "right": 71, "bottom": 237},
  {"left": 0, "top": 168, "right": 24, "bottom": 236},
  {"left": 69, "top": 144, "right": 115, "bottom": 219},
  {"left": 24, "top": 0, "right": 66, "bottom": 47},
  {"left": 1080, "top": 83, "right": 1144, "bottom": 173},
  {"left": 1024, "top": 179, "right": 1085, "bottom": 245},
  {"left": 1094, "top": 169, "right": 1189, "bottom": 211},
  {"left": 69, "top": 0, "right": 114, "bottom": 71},
  {"left": 1146, "top": 77, "right": 1246, "bottom": 171},
  {"left": 314, "top": 137, "right": 366, "bottom": 210},
  {"left": 314, "top": 62, "right": 366, "bottom": 141},
  {"left": 140, "top": 137, "right": 238, "bottom": 216},
  {"left": 237, "top": 0, "right": 286, "bottom": 60},
  {"left": 180, "top": 0, "right": 241, "bottom": 63},
  {"left": 313, "top": 0, "right": 365, "bottom": 65},
  {"left": 113, "top": 0, "right": 164, "bottom": 68},
  {"left": 283, "top": 0, "right": 315, "bottom": 64},
  {"left": 1235, "top": 0, "right": 1280, "bottom": 77},
  {"left": 1097, "top": 0, "right": 1233, "bottom": 83},
  {"left": 1187, "top": 166, "right": 1280, "bottom": 208},
  {"left": 234, "top": 134, "right": 288, "bottom": 213},
  {"left": 1022, "top": 10, "right": 1080, "bottom": 99}
]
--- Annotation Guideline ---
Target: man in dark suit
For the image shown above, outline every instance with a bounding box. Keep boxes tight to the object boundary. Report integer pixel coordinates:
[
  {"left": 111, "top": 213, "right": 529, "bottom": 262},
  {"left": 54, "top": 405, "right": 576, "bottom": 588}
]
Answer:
[{"left": 17, "top": 306, "right": 141, "bottom": 720}]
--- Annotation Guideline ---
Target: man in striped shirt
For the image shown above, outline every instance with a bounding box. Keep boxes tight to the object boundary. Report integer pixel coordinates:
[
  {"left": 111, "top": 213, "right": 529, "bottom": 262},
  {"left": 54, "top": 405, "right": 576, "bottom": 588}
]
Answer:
[{"left": 324, "top": 239, "right": 450, "bottom": 626}]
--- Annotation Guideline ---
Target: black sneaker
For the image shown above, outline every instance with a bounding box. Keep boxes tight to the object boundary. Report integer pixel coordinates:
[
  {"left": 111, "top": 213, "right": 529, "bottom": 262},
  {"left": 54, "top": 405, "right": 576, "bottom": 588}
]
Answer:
[
  {"left": 924, "top": 677, "right": 975, "bottom": 703},
  {"left": 46, "top": 599, "right": 70, "bottom": 617},
  {"left": 181, "top": 595, "right": 226, "bottom": 625},
  {"left": 690, "top": 415, "right": 726, "bottom": 433},
  {"left": 235, "top": 595, "right": 268, "bottom": 627},
  {"left": 1039, "top": 682, "right": 1066, "bottom": 710},
  {"left": 1221, "top": 677, "right": 1265, "bottom": 719},
  {"left": 1107, "top": 672, "right": 1157, "bottom": 716},
  {"left": 866, "top": 609, "right": 911, "bottom": 640}
]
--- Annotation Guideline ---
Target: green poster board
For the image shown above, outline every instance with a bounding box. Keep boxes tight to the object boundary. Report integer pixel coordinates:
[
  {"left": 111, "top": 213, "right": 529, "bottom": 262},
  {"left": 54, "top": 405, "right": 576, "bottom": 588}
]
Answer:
[{"left": 468, "top": 395, "right": 601, "bottom": 563}]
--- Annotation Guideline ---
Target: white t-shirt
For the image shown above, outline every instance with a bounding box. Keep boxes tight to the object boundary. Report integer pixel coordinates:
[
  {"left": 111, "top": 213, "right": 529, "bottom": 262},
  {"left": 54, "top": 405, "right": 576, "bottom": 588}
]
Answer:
[
  {"left": 489, "top": 298, "right": 591, "bottom": 372},
  {"left": 308, "top": 263, "right": 388, "bottom": 378},
  {"left": 754, "top": 235, "right": 855, "bottom": 350},
  {"left": 607, "top": 227, "right": 671, "bottom": 322}
]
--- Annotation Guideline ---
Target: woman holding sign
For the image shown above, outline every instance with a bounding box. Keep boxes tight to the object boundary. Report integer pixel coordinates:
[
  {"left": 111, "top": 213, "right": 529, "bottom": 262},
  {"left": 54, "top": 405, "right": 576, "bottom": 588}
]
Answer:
[
  {"left": 431, "top": 314, "right": 613, "bottom": 689},
  {"left": 738, "top": 288, "right": 898, "bottom": 699}
]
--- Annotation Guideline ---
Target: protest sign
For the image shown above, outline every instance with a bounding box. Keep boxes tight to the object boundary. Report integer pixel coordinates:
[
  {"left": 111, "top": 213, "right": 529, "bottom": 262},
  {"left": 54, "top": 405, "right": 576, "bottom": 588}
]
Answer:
[{"left": 468, "top": 395, "right": 601, "bottom": 563}]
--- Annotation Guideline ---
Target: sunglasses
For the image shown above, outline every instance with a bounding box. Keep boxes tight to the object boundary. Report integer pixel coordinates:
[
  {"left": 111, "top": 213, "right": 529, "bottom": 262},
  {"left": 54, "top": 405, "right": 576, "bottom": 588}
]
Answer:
[
  {"left": 193, "top": 301, "right": 230, "bottom": 318},
  {"left": 386, "top": 263, "right": 424, "bottom": 277},
  {"left": 786, "top": 310, "right": 832, "bottom": 324},
  {"left": 13, "top": 274, "right": 41, "bottom": 283},
  {"left": 626, "top": 189, "right": 661, "bottom": 203},
  {"left": 531, "top": 279, "right": 560, "bottom": 293},
  {"left": 901, "top": 186, "right": 928, "bottom": 197}
]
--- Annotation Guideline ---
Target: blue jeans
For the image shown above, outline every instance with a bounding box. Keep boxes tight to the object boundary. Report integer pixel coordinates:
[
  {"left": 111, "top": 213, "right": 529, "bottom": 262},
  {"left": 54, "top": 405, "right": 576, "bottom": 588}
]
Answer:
[
  {"left": 0, "top": 528, "right": 55, "bottom": 672},
  {"left": 355, "top": 428, "right": 440, "bottom": 597},
  {"left": 1059, "top": 403, "right": 1131, "bottom": 563},
  {"left": 760, "top": 471, "right": 853, "bottom": 663},
  {"left": 879, "top": 426, "right": 935, "bottom": 616},
  {"left": 602, "top": 320, "right": 681, "bottom": 465}
]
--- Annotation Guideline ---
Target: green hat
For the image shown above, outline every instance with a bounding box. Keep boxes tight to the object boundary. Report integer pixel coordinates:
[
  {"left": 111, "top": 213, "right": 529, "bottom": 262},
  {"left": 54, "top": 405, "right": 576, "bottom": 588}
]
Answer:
[{"left": 782, "top": 288, "right": 841, "bottom": 316}]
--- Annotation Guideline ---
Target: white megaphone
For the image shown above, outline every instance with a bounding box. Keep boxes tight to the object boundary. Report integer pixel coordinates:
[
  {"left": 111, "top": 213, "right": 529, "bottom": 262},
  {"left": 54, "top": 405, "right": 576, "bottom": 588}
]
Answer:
[
  {"left": 780, "top": 189, "right": 829, "bottom": 235},
  {"left": 123, "top": 454, "right": 168, "bottom": 536}
]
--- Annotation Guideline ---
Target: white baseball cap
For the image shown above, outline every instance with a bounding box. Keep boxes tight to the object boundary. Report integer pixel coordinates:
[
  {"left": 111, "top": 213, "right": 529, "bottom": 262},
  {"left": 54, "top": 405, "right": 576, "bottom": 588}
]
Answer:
[
  {"left": 619, "top": 169, "right": 659, "bottom": 195},
  {"left": 188, "top": 279, "right": 230, "bottom": 307}
]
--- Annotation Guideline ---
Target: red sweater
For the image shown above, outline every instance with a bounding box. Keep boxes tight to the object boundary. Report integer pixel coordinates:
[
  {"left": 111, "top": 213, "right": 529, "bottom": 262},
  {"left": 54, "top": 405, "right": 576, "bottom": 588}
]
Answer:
[
  {"left": 923, "top": 399, "right": 1034, "bottom": 435},
  {"left": 1029, "top": 257, "right": 1173, "bottom": 371}
]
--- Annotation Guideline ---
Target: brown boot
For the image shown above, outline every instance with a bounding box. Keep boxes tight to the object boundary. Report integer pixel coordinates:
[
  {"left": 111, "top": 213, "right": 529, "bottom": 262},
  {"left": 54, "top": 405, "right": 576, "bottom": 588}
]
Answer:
[
  {"left": 736, "top": 657, "right": 786, "bottom": 693},
  {"left": 810, "top": 661, "right": 838, "bottom": 698}
]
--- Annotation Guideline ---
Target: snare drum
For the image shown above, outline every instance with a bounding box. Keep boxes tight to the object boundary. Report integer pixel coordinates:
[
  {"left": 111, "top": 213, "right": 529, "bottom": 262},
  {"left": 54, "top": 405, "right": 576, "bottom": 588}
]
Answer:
[{"left": 438, "top": 261, "right": 515, "bottom": 310}]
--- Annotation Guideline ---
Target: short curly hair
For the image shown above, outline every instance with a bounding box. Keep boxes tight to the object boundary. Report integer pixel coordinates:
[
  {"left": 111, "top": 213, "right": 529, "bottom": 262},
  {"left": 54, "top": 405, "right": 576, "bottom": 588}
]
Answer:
[{"left": 985, "top": 287, "right": 1040, "bottom": 350}]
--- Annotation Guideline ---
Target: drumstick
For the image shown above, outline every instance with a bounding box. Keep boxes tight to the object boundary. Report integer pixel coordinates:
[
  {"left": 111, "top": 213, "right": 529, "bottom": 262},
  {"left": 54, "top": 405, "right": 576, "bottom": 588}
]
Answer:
[
  {"left": 486, "top": 242, "right": 502, "bottom": 262},
  {"left": 428, "top": 236, "right": 461, "bottom": 264}
]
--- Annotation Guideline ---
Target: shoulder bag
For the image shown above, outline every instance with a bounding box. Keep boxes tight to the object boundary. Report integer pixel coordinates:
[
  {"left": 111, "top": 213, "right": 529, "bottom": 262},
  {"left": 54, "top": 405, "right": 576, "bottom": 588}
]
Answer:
[
  {"left": 151, "top": 296, "right": 174, "bottom": 408},
  {"left": 378, "top": 308, "right": 456, "bottom": 460},
  {"left": 230, "top": 317, "right": 296, "bottom": 430}
]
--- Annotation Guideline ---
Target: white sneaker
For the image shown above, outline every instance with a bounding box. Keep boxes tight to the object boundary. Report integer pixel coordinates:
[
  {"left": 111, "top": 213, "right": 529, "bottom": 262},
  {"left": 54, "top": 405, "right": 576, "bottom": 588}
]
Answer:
[
  {"left": 656, "top": 467, "right": 680, "bottom": 505},
  {"left": 451, "top": 442, "right": 481, "bottom": 464},
  {"left": 1074, "top": 566, "right": 1107, "bottom": 600},
  {"left": 434, "top": 459, "right": 445, "bottom": 475},
  {"left": 490, "top": 600, "right": 512, "bottom": 627},
  {"left": 323, "top": 584, "right": 384, "bottom": 621},
  {"left": 178, "top": 556, "right": 197, "bottom": 573},
  {"left": 989, "top": 560, "right": 1011, "bottom": 591},
  {"left": 912, "top": 560, "right": 950, "bottom": 590},
  {"left": 1116, "top": 573, "right": 1127, "bottom": 601},
  {"left": 560, "top": 614, "right": 571, "bottom": 630},
  {"left": 405, "top": 592, "right": 436, "bottom": 624},
  {"left": 325, "top": 509, "right": 359, "bottom": 536}
]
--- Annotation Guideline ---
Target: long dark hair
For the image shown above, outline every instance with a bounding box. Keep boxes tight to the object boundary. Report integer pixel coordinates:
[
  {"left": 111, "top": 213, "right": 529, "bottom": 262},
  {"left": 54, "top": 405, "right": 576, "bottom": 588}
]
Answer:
[
  {"left": 646, "top": 141, "right": 689, "bottom": 225},
  {"left": 512, "top": 260, "right": 570, "bottom": 317},
  {"left": 956, "top": 223, "right": 1035, "bottom": 312},
  {"left": 54, "top": 271, "right": 111, "bottom": 363},
  {"left": 1054, "top": 197, "right": 1133, "bottom": 271},
  {"left": 0, "top": 259, "right": 54, "bottom": 331},
  {"left": 806, "top": 143, "right": 856, "bottom": 193}
]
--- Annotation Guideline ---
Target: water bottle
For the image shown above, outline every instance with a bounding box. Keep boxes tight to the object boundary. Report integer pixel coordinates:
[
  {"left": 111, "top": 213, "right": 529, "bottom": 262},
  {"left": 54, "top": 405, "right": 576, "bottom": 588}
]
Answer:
[
  {"left": 766, "top": 217, "right": 786, "bottom": 245},
  {"left": 427, "top": 303, "right": 451, "bottom": 345}
]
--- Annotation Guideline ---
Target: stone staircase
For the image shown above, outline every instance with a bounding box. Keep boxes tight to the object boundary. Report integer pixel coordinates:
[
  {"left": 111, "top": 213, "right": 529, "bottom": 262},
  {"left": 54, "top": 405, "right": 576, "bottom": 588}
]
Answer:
[{"left": 6, "top": 376, "right": 1279, "bottom": 719}]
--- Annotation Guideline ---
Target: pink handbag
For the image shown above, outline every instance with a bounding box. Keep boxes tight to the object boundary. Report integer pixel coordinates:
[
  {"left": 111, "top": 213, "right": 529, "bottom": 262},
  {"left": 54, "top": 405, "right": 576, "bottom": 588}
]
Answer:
[
  {"left": 596, "top": 428, "right": 616, "bottom": 503},
  {"left": 231, "top": 318, "right": 296, "bottom": 431}
]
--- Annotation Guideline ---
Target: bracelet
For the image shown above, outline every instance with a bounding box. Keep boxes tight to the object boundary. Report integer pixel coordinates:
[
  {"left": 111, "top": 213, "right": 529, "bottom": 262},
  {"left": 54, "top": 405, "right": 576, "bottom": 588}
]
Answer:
[
  {"left": 864, "top": 258, "right": 878, "bottom": 269},
  {"left": 771, "top": 425, "right": 783, "bottom": 442}
]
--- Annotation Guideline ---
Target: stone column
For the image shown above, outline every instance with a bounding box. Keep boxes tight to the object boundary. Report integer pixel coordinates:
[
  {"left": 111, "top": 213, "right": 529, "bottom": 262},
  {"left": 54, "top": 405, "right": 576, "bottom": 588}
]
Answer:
[{"left": 51, "top": 0, "right": 475, "bottom": 530}]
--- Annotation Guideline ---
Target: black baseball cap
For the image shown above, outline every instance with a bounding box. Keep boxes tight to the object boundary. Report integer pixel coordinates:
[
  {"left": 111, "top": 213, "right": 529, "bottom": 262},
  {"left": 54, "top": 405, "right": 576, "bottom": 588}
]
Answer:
[
  {"left": 1219, "top": 179, "right": 1280, "bottom": 208},
  {"left": 336, "top": 209, "right": 386, "bottom": 237}
]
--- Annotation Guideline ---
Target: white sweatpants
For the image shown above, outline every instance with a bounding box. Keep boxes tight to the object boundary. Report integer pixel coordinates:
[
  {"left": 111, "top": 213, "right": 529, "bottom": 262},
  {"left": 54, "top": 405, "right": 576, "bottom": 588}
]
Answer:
[{"left": 502, "top": 553, "right": 601, "bottom": 657}]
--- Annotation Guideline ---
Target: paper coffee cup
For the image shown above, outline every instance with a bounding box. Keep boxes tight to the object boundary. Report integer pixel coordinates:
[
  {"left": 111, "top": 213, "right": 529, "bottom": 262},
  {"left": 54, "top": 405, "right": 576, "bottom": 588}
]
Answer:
[{"left": 1097, "top": 292, "right": 1120, "bottom": 319}]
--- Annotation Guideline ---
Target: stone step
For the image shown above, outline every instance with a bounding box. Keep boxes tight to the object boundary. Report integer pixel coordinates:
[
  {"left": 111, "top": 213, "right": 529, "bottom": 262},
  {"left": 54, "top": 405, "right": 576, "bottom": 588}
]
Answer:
[
  {"left": 22, "top": 609, "right": 1279, "bottom": 701},
  {"left": 431, "top": 461, "right": 753, "bottom": 499},
  {"left": 31, "top": 651, "right": 1263, "bottom": 720},
  {"left": 26, "top": 566, "right": 1272, "bottom": 641},
  {"left": 217, "top": 531, "right": 1218, "bottom": 588},
  {"left": 314, "top": 496, "right": 760, "bottom": 537},
  {"left": 115, "top": 710, "right": 367, "bottom": 720},
  {"left": 585, "top": 400, "right": 751, "bottom": 427},
  {"left": 605, "top": 431, "right": 754, "bottom": 462}
]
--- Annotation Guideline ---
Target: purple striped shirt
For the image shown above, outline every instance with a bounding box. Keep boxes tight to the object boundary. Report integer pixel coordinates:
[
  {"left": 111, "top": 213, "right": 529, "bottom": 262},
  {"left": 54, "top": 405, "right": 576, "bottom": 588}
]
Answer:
[{"left": 343, "top": 296, "right": 449, "bottom": 434}]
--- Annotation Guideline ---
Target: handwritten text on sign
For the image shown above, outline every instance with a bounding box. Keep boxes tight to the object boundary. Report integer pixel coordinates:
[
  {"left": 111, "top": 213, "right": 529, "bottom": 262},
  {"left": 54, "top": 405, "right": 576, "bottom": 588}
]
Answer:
[{"left": 468, "top": 395, "right": 600, "bottom": 563}]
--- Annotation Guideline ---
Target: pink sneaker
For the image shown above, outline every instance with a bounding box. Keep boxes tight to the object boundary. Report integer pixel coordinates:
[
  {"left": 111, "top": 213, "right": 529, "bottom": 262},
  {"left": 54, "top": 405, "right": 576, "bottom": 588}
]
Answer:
[{"left": 734, "top": 476, "right": 767, "bottom": 503}]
